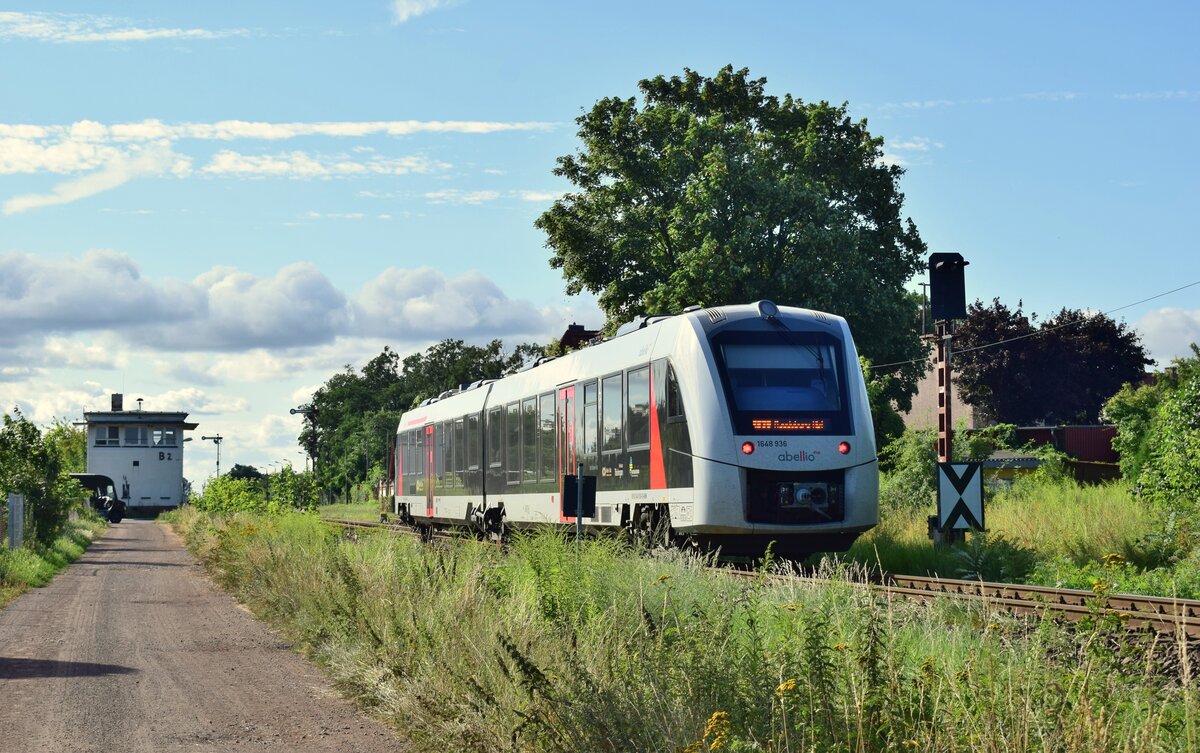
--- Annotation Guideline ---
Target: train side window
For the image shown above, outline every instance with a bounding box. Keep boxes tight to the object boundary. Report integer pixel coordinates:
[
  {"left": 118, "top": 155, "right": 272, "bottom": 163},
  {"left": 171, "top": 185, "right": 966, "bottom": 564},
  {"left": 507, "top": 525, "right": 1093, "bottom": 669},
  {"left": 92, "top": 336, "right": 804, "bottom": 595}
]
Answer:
[
  {"left": 601, "top": 374, "right": 623, "bottom": 452},
  {"left": 506, "top": 402, "right": 521, "bottom": 484},
  {"left": 521, "top": 397, "right": 537, "bottom": 483},
  {"left": 487, "top": 407, "right": 503, "bottom": 468},
  {"left": 434, "top": 423, "right": 445, "bottom": 484},
  {"left": 453, "top": 418, "right": 465, "bottom": 486},
  {"left": 627, "top": 365, "right": 651, "bottom": 448},
  {"left": 538, "top": 392, "right": 555, "bottom": 481},
  {"left": 415, "top": 429, "right": 426, "bottom": 494},
  {"left": 466, "top": 414, "right": 481, "bottom": 470},
  {"left": 580, "top": 380, "right": 598, "bottom": 473}
]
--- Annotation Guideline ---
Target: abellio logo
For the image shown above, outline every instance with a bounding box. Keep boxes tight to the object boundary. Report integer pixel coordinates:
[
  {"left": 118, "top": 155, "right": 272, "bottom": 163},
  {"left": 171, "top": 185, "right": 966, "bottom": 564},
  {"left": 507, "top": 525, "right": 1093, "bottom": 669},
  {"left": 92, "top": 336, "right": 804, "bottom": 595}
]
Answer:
[{"left": 779, "top": 450, "right": 818, "bottom": 463}]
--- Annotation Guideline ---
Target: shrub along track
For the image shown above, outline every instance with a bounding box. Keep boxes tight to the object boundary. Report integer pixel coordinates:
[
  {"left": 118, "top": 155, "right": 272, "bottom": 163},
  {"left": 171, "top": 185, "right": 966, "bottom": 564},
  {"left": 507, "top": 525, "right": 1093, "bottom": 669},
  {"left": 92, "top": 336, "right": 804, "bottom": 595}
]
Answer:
[{"left": 326, "top": 517, "right": 1200, "bottom": 641}]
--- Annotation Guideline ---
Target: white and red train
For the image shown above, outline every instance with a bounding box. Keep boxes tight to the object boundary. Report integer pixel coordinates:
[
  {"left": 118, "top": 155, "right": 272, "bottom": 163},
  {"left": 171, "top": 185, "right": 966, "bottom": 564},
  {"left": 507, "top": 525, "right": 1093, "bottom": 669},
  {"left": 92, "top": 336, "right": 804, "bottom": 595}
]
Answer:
[{"left": 392, "top": 301, "right": 879, "bottom": 557}]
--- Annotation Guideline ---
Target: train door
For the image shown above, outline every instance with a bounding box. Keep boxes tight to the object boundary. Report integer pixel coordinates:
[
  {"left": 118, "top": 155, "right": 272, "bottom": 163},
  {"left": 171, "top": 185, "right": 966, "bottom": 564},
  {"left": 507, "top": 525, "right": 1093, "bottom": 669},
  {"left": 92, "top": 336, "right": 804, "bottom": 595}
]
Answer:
[
  {"left": 424, "top": 424, "right": 435, "bottom": 517},
  {"left": 556, "top": 385, "right": 575, "bottom": 522},
  {"left": 577, "top": 380, "right": 598, "bottom": 481}
]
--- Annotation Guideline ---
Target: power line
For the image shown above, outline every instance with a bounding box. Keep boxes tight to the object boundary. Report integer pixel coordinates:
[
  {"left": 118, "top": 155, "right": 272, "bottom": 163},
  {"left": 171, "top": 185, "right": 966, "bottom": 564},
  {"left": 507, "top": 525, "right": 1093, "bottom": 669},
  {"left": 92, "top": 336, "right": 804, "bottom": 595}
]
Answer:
[{"left": 869, "top": 278, "right": 1200, "bottom": 371}]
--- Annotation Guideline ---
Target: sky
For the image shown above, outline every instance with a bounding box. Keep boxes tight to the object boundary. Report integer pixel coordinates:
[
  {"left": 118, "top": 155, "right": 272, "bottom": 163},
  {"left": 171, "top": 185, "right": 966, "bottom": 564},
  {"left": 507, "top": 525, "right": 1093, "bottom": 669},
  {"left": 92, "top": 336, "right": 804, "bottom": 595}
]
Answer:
[{"left": 1, "top": 1, "right": 1197, "bottom": 484}]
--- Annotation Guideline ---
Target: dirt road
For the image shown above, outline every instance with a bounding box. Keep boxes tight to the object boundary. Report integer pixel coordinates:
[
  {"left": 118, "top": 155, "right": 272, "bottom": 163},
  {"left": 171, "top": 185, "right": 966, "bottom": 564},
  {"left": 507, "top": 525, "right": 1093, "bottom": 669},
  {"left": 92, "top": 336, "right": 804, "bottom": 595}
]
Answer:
[{"left": 0, "top": 520, "right": 403, "bottom": 752}]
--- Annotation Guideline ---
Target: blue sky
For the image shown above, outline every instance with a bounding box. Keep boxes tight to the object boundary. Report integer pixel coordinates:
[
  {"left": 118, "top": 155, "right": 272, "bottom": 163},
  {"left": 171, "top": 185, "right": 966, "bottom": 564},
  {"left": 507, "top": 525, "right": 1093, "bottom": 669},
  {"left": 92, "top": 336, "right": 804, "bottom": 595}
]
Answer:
[{"left": 1, "top": 2, "right": 1197, "bottom": 481}]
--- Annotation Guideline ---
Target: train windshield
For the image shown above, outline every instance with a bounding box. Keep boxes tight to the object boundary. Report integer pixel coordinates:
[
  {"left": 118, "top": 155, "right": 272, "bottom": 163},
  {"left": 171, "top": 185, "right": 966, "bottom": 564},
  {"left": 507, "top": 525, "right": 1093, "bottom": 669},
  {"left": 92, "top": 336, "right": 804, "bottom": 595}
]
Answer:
[{"left": 712, "top": 329, "right": 850, "bottom": 435}]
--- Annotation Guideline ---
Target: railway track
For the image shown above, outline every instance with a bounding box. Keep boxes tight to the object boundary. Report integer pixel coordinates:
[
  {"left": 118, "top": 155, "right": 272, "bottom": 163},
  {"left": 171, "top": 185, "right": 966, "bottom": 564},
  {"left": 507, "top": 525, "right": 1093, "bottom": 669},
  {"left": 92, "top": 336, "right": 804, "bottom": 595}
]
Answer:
[
  {"left": 885, "top": 574, "right": 1200, "bottom": 639},
  {"left": 323, "top": 517, "right": 1200, "bottom": 639}
]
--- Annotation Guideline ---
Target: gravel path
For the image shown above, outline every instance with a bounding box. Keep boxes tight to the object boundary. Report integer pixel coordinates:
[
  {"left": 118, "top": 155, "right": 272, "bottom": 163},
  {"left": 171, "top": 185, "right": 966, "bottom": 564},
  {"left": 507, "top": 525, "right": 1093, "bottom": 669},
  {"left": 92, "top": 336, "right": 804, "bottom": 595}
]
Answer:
[{"left": 0, "top": 519, "right": 403, "bottom": 752}]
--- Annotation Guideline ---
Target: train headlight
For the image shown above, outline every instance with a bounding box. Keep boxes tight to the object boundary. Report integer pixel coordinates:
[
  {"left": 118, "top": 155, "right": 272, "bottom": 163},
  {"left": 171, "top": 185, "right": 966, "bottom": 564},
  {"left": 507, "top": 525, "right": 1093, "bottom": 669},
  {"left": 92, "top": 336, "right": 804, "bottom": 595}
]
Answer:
[
  {"left": 838, "top": 441, "right": 851, "bottom": 455},
  {"left": 741, "top": 441, "right": 755, "bottom": 455}
]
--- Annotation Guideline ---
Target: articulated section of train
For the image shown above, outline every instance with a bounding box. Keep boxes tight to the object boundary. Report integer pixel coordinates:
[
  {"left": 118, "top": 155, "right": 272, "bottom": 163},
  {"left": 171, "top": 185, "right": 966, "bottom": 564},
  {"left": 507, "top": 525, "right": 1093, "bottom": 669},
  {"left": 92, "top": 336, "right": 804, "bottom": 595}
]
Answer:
[{"left": 393, "top": 300, "right": 879, "bottom": 557}]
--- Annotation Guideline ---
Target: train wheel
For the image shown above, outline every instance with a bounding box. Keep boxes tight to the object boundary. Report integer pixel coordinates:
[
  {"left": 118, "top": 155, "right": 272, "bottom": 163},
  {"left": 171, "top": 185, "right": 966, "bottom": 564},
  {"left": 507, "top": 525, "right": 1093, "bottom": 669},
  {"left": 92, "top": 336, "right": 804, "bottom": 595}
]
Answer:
[{"left": 629, "top": 505, "right": 673, "bottom": 550}]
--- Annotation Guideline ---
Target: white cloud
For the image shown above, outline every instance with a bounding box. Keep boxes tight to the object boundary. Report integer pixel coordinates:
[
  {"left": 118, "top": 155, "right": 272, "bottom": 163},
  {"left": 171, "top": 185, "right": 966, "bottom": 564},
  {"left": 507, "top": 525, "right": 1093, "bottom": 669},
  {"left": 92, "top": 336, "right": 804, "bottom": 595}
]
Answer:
[
  {"left": 391, "top": 0, "right": 457, "bottom": 23},
  {"left": 202, "top": 150, "right": 446, "bottom": 178},
  {"left": 888, "top": 137, "right": 943, "bottom": 152},
  {"left": 147, "top": 264, "right": 352, "bottom": 351},
  {"left": 513, "top": 190, "right": 559, "bottom": 202},
  {"left": 0, "top": 117, "right": 553, "bottom": 211},
  {"left": 0, "top": 249, "right": 201, "bottom": 334},
  {"left": 354, "top": 266, "right": 583, "bottom": 341},
  {"left": 424, "top": 189, "right": 500, "bottom": 204},
  {"left": 1135, "top": 308, "right": 1200, "bottom": 365},
  {"left": 41, "top": 337, "right": 127, "bottom": 370},
  {"left": 1115, "top": 90, "right": 1200, "bottom": 102},
  {"left": 0, "top": 11, "right": 249, "bottom": 43},
  {"left": 150, "top": 387, "right": 247, "bottom": 415},
  {"left": 303, "top": 211, "right": 366, "bottom": 220},
  {"left": 3, "top": 141, "right": 189, "bottom": 214}
]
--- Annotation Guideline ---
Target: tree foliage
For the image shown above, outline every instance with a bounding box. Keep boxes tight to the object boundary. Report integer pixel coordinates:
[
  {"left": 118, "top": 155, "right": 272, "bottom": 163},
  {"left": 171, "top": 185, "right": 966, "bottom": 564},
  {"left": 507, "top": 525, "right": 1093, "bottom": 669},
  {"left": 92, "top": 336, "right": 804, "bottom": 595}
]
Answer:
[
  {"left": 1104, "top": 344, "right": 1200, "bottom": 518},
  {"left": 193, "top": 466, "right": 318, "bottom": 514},
  {"left": 536, "top": 65, "right": 928, "bottom": 407},
  {"left": 953, "top": 299, "right": 1151, "bottom": 425},
  {"left": 0, "top": 410, "right": 87, "bottom": 546},
  {"left": 300, "top": 340, "right": 541, "bottom": 496}
]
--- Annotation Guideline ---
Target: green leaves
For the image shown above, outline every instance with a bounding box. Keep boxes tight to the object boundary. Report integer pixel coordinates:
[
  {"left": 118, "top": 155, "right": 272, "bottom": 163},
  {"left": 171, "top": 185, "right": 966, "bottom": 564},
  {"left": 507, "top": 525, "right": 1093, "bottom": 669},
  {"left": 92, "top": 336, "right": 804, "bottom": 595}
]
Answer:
[
  {"left": 537, "top": 65, "right": 928, "bottom": 404},
  {"left": 0, "top": 410, "right": 86, "bottom": 547}
]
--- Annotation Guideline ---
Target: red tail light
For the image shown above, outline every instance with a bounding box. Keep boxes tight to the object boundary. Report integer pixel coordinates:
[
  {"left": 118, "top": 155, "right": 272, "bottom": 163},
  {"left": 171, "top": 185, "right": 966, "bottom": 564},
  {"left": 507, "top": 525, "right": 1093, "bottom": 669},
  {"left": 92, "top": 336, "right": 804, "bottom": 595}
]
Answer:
[
  {"left": 741, "top": 442, "right": 755, "bottom": 455},
  {"left": 838, "top": 441, "right": 851, "bottom": 455}
]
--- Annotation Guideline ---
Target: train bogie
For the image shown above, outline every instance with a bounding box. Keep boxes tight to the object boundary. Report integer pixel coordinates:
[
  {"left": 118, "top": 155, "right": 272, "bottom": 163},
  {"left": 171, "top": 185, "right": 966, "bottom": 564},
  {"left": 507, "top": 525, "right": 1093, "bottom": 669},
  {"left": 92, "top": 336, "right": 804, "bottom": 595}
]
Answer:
[{"left": 393, "top": 301, "right": 879, "bottom": 558}]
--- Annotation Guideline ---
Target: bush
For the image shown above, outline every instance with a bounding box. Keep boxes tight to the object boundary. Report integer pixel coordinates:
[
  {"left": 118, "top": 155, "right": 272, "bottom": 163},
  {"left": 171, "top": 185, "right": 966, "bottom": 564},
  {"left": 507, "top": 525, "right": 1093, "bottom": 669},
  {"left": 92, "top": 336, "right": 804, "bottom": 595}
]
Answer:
[
  {"left": 0, "top": 409, "right": 87, "bottom": 547},
  {"left": 192, "top": 468, "right": 319, "bottom": 515}
]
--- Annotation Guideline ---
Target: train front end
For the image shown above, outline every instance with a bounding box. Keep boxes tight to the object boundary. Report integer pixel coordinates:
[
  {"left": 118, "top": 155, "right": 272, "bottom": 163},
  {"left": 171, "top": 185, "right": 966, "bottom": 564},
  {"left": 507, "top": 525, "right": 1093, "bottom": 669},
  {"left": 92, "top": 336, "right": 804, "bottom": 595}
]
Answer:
[{"left": 682, "top": 301, "right": 879, "bottom": 557}]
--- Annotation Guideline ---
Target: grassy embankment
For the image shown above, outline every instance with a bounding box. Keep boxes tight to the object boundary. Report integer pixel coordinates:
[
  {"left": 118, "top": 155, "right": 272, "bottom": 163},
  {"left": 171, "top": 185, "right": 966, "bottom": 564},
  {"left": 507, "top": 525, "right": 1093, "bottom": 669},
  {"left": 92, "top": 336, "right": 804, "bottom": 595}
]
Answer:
[
  {"left": 318, "top": 500, "right": 384, "bottom": 522},
  {"left": 846, "top": 477, "right": 1200, "bottom": 599},
  {"left": 0, "top": 512, "right": 106, "bottom": 608},
  {"left": 174, "top": 506, "right": 1196, "bottom": 753}
]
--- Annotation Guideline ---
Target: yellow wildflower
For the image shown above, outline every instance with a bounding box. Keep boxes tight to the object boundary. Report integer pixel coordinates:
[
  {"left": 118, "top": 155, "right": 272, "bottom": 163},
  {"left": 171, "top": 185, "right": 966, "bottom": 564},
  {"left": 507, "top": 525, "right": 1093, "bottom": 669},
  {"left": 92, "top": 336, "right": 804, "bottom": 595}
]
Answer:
[
  {"left": 703, "top": 711, "right": 730, "bottom": 751},
  {"left": 833, "top": 642, "right": 849, "bottom": 651},
  {"left": 775, "top": 678, "right": 798, "bottom": 697}
]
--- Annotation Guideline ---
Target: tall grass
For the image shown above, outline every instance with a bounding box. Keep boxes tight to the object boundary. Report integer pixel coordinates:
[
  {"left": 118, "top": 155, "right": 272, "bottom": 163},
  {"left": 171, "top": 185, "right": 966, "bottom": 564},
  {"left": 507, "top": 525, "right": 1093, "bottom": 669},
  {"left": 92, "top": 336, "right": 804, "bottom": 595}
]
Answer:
[
  {"left": 843, "top": 476, "right": 1195, "bottom": 594},
  {"left": 175, "top": 508, "right": 1196, "bottom": 752},
  {"left": 0, "top": 512, "right": 106, "bottom": 608}
]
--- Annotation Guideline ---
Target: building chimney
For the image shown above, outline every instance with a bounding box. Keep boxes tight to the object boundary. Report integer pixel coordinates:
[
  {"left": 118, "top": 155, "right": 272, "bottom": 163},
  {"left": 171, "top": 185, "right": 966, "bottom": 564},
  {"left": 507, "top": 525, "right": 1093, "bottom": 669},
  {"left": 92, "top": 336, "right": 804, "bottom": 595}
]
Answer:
[{"left": 111, "top": 393, "right": 123, "bottom": 412}]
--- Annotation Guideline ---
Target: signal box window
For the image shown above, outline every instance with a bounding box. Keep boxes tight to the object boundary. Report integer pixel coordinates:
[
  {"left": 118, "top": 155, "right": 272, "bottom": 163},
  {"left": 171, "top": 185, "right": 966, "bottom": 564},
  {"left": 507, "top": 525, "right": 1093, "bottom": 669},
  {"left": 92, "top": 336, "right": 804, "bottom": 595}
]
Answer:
[
  {"left": 125, "top": 426, "right": 148, "bottom": 446},
  {"left": 95, "top": 426, "right": 120, "bottom": 446}
]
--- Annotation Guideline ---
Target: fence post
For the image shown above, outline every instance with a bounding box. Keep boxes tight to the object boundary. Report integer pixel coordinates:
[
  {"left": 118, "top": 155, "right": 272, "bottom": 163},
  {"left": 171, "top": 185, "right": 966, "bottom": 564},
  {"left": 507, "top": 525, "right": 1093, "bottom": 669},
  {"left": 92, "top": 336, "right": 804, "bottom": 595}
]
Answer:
[{"left": 6, "top": 493, "right": 25, "bottom": 549}]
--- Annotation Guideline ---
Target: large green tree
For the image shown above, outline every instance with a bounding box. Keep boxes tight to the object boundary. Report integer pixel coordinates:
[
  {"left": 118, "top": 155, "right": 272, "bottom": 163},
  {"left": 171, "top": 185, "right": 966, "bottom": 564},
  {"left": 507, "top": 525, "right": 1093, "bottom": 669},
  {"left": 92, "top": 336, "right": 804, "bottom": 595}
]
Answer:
[
  {"left": 536, "top": 65, "right": 928, "bottom": 406},
  {"left": 954, "top": 299, "right": 1151, "bottom": 425}
]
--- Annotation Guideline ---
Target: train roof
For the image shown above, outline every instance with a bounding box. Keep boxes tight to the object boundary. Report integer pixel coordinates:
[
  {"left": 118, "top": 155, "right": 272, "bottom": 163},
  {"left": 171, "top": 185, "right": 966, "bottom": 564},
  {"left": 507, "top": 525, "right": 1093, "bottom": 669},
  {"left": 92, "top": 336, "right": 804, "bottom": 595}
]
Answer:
[{"left": 395, "top": 301, "right": 849, "bottom": 431}]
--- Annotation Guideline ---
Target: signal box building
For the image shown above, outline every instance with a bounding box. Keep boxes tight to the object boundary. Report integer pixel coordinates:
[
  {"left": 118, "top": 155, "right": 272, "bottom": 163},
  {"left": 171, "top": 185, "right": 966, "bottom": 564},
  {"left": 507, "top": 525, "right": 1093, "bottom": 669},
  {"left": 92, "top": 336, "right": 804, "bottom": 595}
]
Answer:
[{"left": 83, "top": 393, "right": 198, "bottom": 512}]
